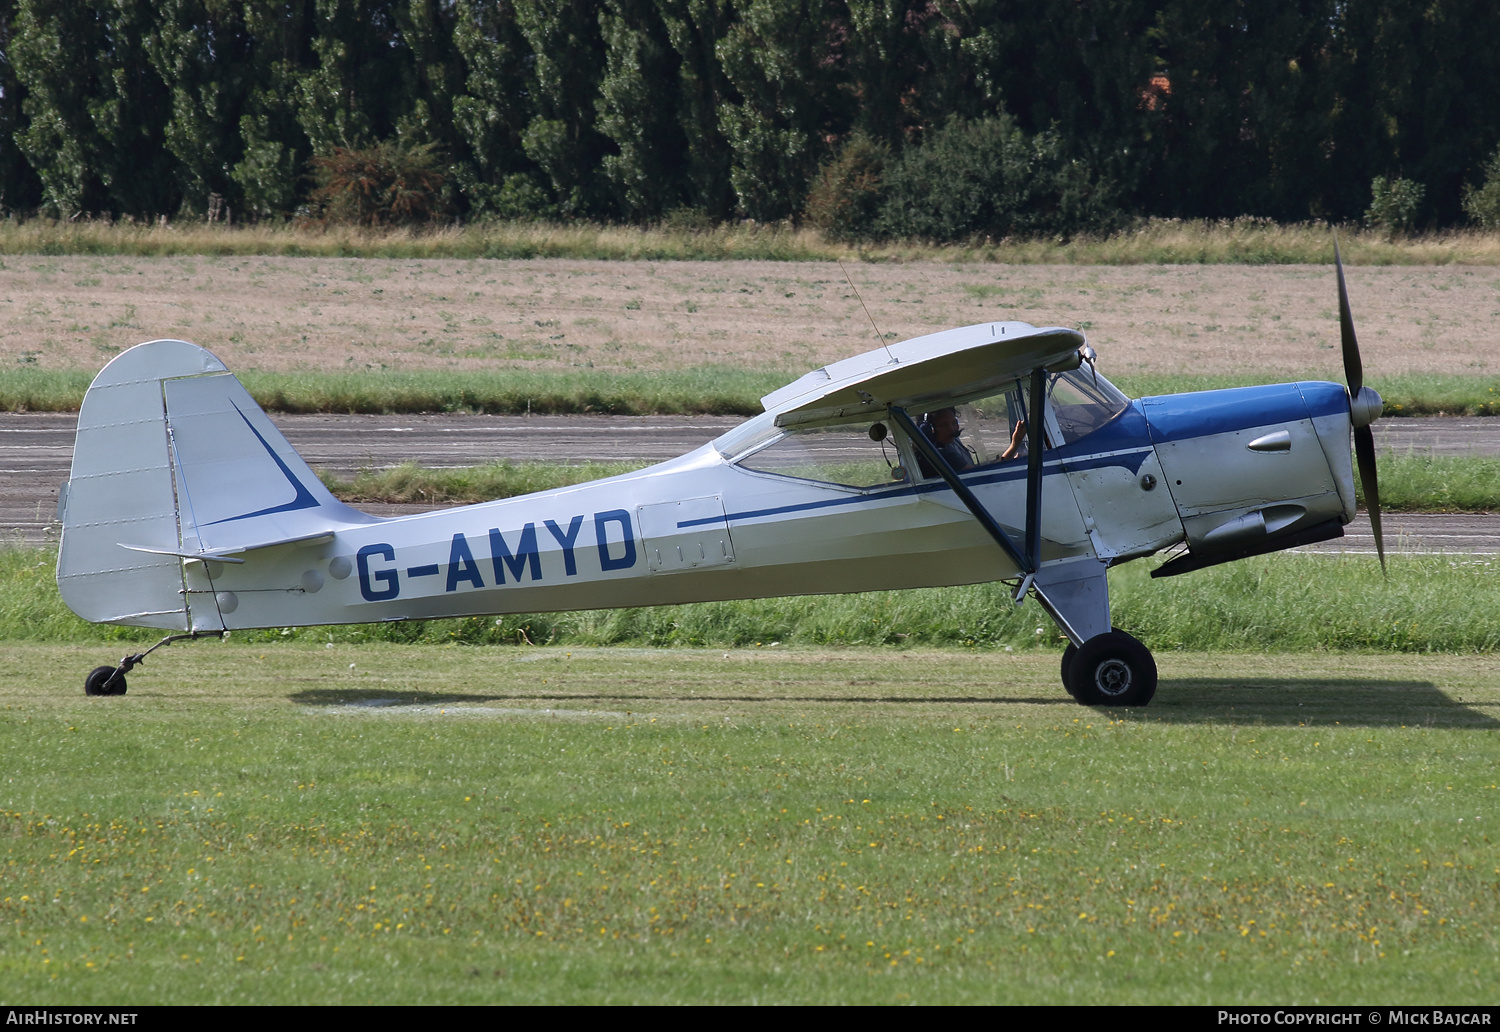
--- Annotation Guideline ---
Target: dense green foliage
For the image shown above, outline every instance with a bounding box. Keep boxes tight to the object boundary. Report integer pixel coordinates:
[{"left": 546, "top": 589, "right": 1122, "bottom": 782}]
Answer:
[
  {"left": 5, "top": 1, "right": 1500, "bottom": 235},
  {"left": 873, "top": 116, "right": 1121, "bottom": 242},
  {"left": 1461, "top": 147, "right": 1500, "bottom": 229}
]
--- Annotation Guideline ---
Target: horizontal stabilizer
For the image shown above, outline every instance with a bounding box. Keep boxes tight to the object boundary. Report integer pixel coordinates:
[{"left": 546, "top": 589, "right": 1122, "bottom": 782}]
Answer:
[{"left": 118, "top": 544, "right": 247, "bottom": 565}]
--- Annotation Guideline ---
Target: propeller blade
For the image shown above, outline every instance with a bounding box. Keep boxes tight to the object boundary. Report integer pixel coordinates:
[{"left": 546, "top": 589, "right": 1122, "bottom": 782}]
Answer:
[
  {"left": 1334, "top": 235, "right": 1363, "bottom": 398},
  {"left": 1353, "top": 424, "right": 1386, "bottom": 574}
]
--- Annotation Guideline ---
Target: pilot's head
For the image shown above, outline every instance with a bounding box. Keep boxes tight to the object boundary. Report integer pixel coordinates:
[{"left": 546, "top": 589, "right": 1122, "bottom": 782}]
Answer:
[{"left": 924, "top": 407, "right": 961, "bottom": 446}]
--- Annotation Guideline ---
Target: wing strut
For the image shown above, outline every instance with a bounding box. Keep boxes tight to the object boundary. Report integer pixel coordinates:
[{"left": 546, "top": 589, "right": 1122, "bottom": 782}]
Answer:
[
  {"left": 889, "top": 404, "right": 1032, "bottom": 578},
  {"left": 892, "top": 389, "right": 1111, "bottom": 646},
  {"left": 1025, "top": 367, "right": 1046, "bottom": 572}
]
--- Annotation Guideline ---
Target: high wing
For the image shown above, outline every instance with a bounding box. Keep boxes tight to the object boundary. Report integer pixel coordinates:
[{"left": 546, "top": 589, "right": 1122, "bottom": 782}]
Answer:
[{"left": 763, "top": 322, "right": 1085, "bottom": 427}]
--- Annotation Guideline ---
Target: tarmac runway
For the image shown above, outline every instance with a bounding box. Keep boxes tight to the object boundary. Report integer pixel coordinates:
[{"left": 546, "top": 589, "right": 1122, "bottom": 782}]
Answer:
[{"left": 3, "top": 412, "right": 1495, "bottom": 551}]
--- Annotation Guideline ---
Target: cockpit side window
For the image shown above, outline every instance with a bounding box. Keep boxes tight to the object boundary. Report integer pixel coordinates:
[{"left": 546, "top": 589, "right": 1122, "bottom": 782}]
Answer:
[
  {"left": 736, "top": 419, "right": 908, "bottom": 488},
  {"left": 911, "top": 383, "right": 1030, "bottom": 478},
  {"left": 910, "top": 368, "right": 1129, "bottom": 479}
]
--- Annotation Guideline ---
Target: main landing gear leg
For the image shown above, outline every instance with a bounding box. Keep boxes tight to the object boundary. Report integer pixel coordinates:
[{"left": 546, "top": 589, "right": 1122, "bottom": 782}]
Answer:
[
  {"left": 893, "top": 403, "right": 1158, "bottom": 706},
  {"left": 1028, "top": 560, "right": 1157, "bottom": 707},
  {"left": 83, "top": 630, "right": 226, "bottom": 697}
]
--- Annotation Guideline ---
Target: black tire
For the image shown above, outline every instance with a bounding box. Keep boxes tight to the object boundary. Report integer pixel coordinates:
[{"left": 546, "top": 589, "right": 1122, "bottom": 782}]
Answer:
[
  {"left": 1066, "top": 631, "right": 1156, "bottom": 707},
  {"left": 1060, "top": 643, "right": 1079, "bottom": 696},
  {"left": 84, "top": 666, "right": 127, "bottom": 697}
]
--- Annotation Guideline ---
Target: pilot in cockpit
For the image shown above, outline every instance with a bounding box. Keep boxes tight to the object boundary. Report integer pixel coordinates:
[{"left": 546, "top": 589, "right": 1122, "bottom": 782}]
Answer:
[{"left": 917, "top": 406, "right": 1027, "bottom": 477}]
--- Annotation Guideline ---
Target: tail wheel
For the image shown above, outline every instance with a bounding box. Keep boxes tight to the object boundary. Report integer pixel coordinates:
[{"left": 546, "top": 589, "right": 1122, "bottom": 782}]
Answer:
[
  {"left": 1067, "top": 631, "right": 1156, "bottom": 707},
  {"left": 84, "top": 666, "right": 127, "bottom": 697}
]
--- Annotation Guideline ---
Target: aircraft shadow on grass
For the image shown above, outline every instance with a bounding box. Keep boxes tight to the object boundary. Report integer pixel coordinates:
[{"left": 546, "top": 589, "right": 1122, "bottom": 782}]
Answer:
[
  {"left": 1150, "top": 678, "right": 1500, "bottom": 728},
  {"left": 289, "top": 679, "right": 1498, "bottom": 729}
]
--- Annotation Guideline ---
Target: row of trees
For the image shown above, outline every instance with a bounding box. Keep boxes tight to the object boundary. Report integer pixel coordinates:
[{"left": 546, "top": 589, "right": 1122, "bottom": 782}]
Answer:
[{"left": 2, "top": 0, "right": 1500, "bottom": 234}]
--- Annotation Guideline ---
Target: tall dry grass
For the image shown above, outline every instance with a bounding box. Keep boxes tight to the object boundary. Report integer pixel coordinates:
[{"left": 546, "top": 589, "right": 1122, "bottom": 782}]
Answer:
[{"left": 5, "top": 215, "right": 1500, "bottom": 264}]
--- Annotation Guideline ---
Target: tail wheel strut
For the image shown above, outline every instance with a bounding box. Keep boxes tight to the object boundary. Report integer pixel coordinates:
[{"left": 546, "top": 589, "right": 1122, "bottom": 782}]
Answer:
[{"left": 81, "top": 630, "right": 225, "bottom": 697}]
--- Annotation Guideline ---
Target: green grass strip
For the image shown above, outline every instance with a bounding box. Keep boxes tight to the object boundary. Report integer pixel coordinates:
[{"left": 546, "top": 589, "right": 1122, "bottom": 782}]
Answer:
[
  {"left": 1368, "top": 455, "right": 1500, "bottom": 511},
  {"left": 0, "top": 367, "right": 786, "bottom": 415},
  {"left": 236, "top": 367, "right": 785, "bottom": 416},
  {"left": 6, "top": 549, "right": 1494, "bottom": 651},
  {"left": 5, "top": 367, "right": 1498, "bottom": 416}
]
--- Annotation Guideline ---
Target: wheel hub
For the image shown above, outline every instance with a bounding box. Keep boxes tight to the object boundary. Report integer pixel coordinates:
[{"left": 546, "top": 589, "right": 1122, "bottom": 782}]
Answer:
[{"left": 1093, "top": 658, "right": 1133, "bottom": 696}]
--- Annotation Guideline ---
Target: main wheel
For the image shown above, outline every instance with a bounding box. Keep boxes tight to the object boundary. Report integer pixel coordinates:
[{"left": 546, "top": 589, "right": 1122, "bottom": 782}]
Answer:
[
  {"left": 84, "top": 666, "right": 127, "bottom": 697},
  {"left": 1062, "top": 628, "right": 1135, "bottom": 699},
  {"left": 1066, "top": 631, "right": 1156, "bottom": 707}
]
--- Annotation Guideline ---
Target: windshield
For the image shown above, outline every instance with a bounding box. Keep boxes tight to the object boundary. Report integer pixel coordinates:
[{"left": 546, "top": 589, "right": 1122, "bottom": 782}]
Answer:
[
  {"left": 1048, "top": 367, "right": 1129, "bottom": 445},
  {"left": 712, "top": 411, "right": 781, "bottom": 461}
]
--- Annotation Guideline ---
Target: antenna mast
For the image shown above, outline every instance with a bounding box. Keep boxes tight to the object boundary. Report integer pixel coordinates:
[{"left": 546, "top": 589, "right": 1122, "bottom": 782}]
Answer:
[{"left": 839, "top": 259, "right": 897, "bottom": 364}]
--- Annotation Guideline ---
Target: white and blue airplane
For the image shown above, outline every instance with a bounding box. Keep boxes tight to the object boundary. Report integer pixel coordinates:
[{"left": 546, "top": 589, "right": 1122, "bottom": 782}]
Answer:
[{"left": 58, "top": 253, "right": 1384, "bottom": 706}]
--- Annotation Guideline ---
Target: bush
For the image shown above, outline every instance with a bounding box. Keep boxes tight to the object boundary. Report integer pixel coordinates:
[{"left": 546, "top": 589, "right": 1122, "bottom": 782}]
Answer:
[
  {"left": 658, "top": 205, "right": 714, "bottom": 232},
  {"left": 1462, "top": 148, "right": 1500, "bottom": 228},
  {"left": 1365, "top": 175, "right": 1425, "bottom": 232},
  {"left": 874, "top": 115, "right": 1120, "bottom": 242},
  {"left": 308, "top": 141, "right": 447, "bottom": 227},
  {"left": 803, "top": 132, "right": 889, "bottom": 241}
]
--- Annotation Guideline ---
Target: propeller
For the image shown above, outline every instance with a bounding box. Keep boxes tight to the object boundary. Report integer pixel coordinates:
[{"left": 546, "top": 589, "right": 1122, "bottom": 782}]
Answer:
[{"left": 1334, "top": 236, "right": 1386, "bottom": 572}]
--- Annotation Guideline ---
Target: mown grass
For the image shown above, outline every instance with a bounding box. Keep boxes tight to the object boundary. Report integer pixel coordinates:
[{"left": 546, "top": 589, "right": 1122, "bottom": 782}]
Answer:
[
  {"left": 0, "top": 645, "right": 1495, "bottom": 1004},
  {"left": 6, "top": 215, "right": 1500, "bottom": 265},
  {"left": 1369, "top": 455, "right": 1500, "bottom": 512},
  {"left": 6, "top": 549, "right": 1495, "bottom": 652},
  {"left": 4, "top": 367, "right": 1497, "bottom": 416}
]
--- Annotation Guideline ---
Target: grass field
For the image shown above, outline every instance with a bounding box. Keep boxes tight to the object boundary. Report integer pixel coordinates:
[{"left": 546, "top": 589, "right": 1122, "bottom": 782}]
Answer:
[
  {"left": 2, "top": 252, "right": 1496, "bottom": 415},
  {"left": 1, "top": 645, "right": 1495, "bottom": 1004}
]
